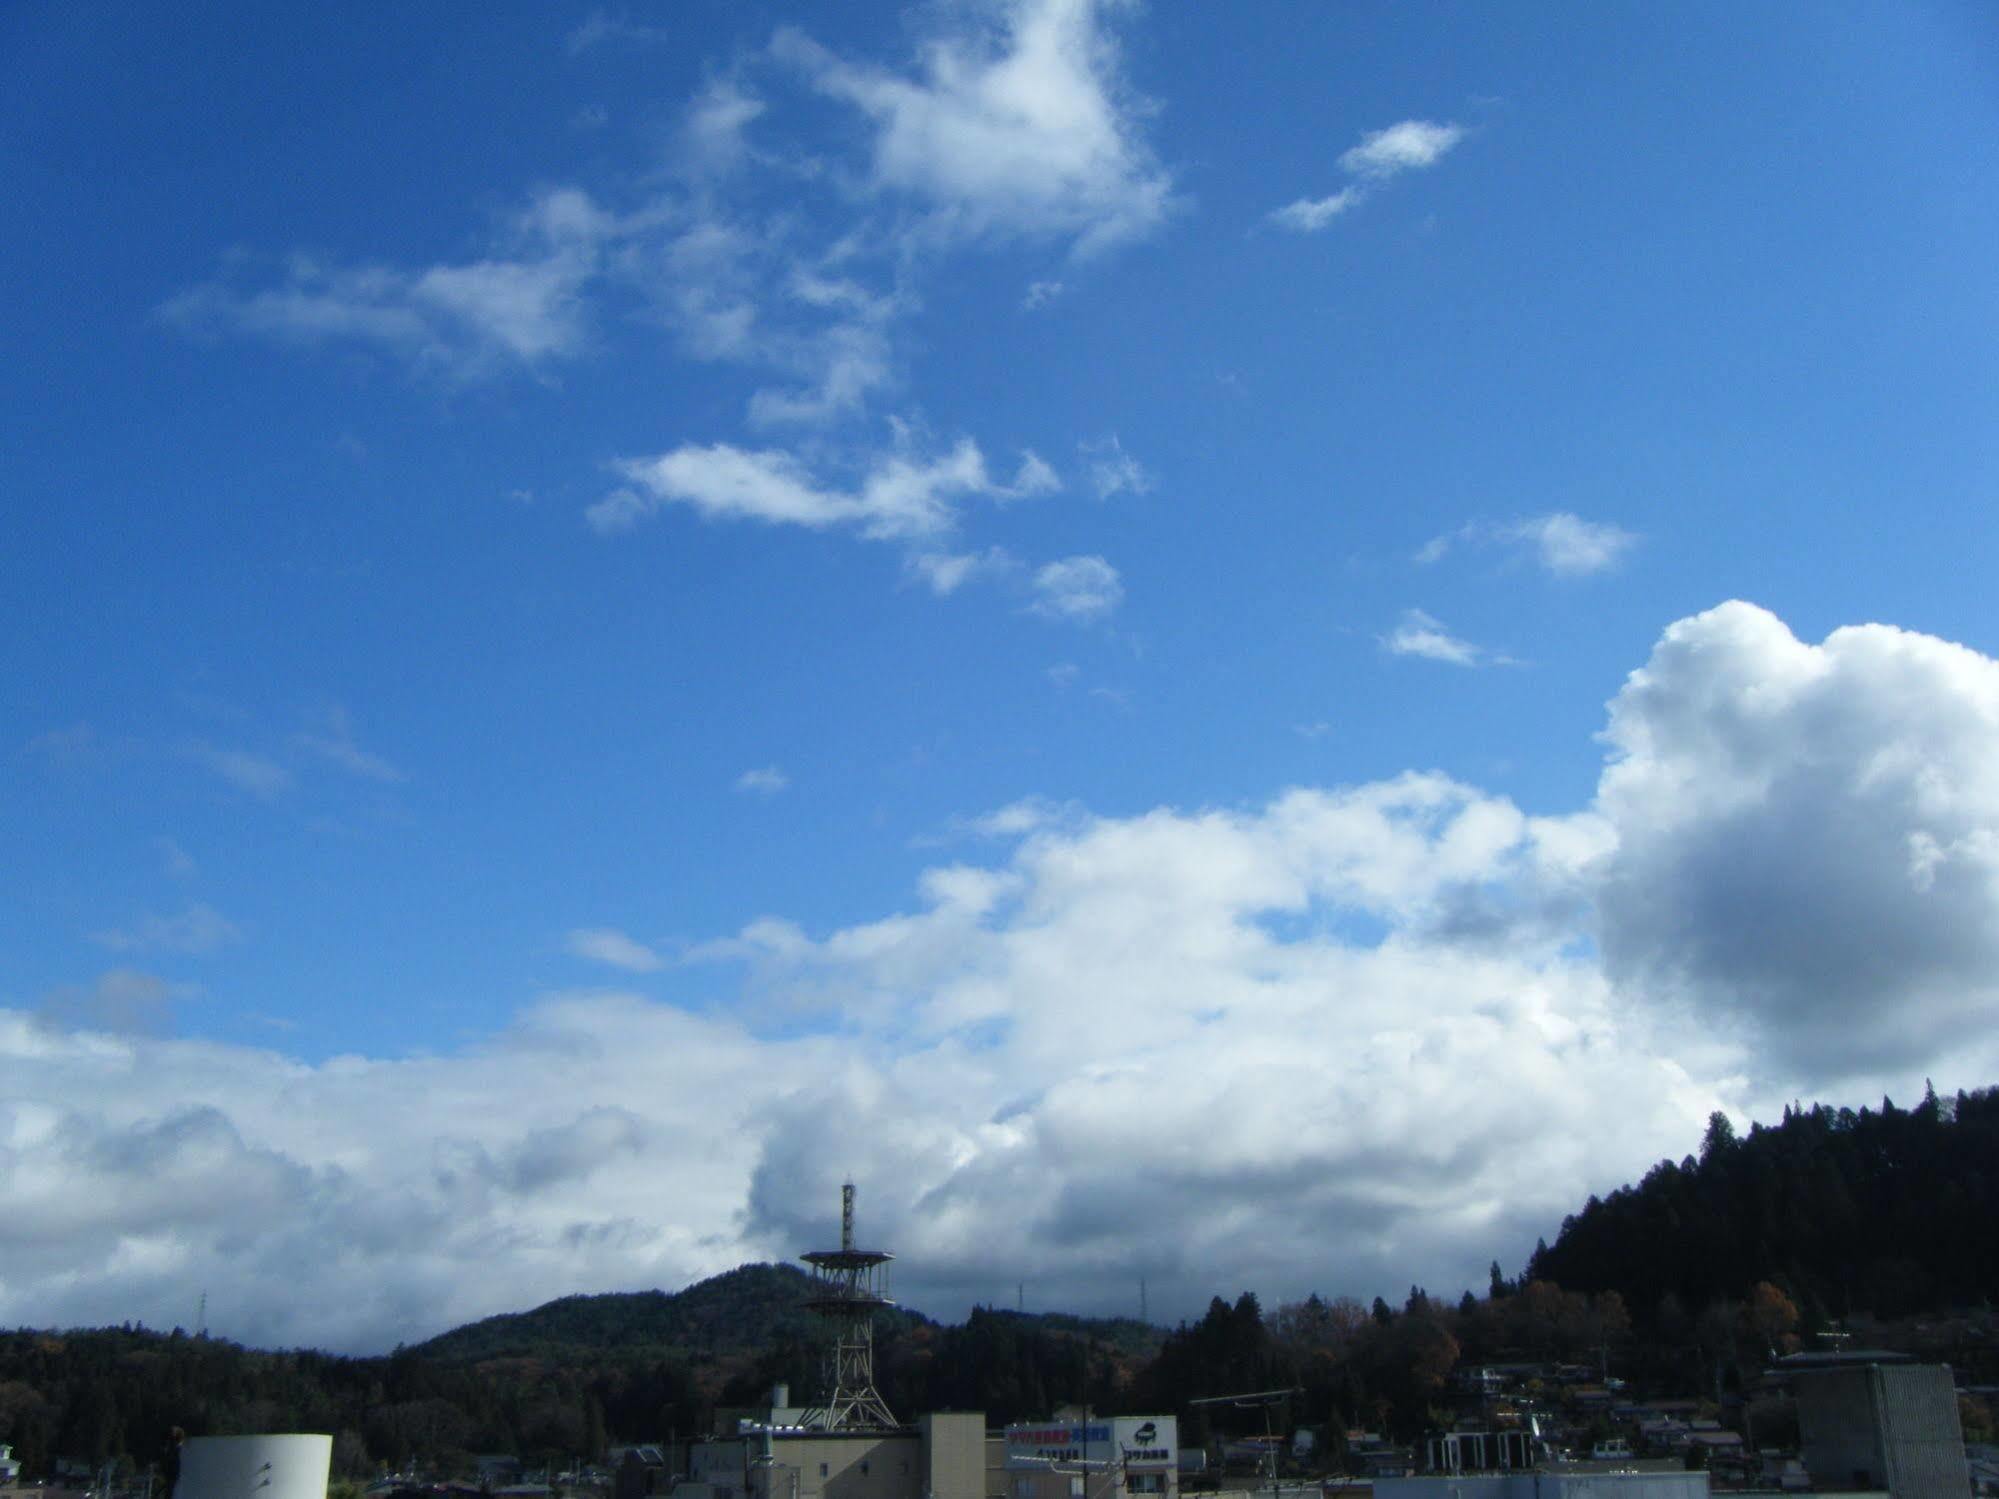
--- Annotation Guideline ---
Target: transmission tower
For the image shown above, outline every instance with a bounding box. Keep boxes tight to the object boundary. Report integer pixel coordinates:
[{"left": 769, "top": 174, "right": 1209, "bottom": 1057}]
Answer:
[{"left": 801, "top": 1184, "right": 898, "bottom": 1429}]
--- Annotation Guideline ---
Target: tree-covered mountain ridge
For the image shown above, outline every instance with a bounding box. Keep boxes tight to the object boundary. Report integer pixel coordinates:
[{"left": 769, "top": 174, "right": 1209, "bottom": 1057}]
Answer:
[
  {"left": 410, "top": 1262, "right": 923, "bottom": 1363},
  {"left": 1530, "top": 1082, "right": 1999, "bottom": 1325}
]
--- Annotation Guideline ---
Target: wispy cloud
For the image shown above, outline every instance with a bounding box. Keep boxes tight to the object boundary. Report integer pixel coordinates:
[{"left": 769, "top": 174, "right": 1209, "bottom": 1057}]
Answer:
[
  {"left": 1268, "top": 118, "right": 1466, "bottom": 233},
  {"left": 593, "top": 436, "right": 1056, "bottom": 542},
  {"left": 1022, "top": 279, "right": 1066, "bottom": 311},
  {"left": 1383, "top": 608, "right": 1489, "bottom": 666},
  {"left": 905, "top": 547, "right": 1015, "bottom": 597},
  {"left": 566, "top": 10, "right": 673, "bottom": 56},
  {"left": 296, "top": 705, "right": 404, "bottom": 783},
  {"left": 1340, "top": 119, "right": 1467, "bottom": 179},
  {"left": 1268, "top": 187, "right": 1362, "bottom": 233},
  {"left": 565, "top": 927, "right": 663, "bottom": 972},
  {"left": 92, "top": 904, "right": 242, "bottom": 956},
  {"left": 23, "top": 723, "right": 99, "bottom": 767},
  {"left": 1029, "top": 555, "right": 1124, "bottom": 621},
  {"left": 158, "top": 190, "right": 612, "bottom": 380},
  {"left": 1082, "top": 435, "right": 1151, "bottom": 499},
  {"left": 1417, "top": 512, "right": 1638, "bottom": 577},
  {"left": 188, "top": 744, "right": 292, "bottom": 800},
  {"left": 156, "top": 838, "right": 198, "bottom": 880},
  {"left": 35, "top": 969, "right": 185, "bottom": 1037},
  {"left": 735, "top": 766, "right": 790, "bottom": 796}
]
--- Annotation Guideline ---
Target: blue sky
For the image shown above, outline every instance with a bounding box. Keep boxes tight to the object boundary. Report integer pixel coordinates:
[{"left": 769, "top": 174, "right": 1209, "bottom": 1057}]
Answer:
[{"left": 6, "top": 1, "right": 1999, "bottom": 1352}]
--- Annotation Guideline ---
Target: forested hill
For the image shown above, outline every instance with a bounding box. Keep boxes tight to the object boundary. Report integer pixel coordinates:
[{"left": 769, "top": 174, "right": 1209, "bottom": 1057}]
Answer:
[
  {"left": 411, "top": 1263, "right": 931, "bottom": 1363},
  {"left": 1530, "top": 1084, "right": 1999, "bottom": 1323}
]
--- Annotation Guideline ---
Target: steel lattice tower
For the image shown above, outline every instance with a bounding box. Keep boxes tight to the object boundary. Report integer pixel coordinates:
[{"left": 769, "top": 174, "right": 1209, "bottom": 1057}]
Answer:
[{"left": 801, "top": 1183, "right": 898, "bottom": 1429}]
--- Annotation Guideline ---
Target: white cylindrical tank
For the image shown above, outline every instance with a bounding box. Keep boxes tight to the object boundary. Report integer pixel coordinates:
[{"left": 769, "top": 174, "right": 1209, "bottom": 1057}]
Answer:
[{"left": 179, "top": 1434, "right": 332, "bottom": 1499}]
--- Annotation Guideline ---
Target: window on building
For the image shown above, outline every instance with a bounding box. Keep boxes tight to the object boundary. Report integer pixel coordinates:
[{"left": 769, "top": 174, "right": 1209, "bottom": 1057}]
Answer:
[
  {"left": 1128, "top": 1476, "right": 1165, "bottom": 1494},
  {"left": 860, "top": 1462, "right": 870, "bottom": 1476},
  {"left": 1015, "top": 1478, "right": 1036, "bottom": 1499}
]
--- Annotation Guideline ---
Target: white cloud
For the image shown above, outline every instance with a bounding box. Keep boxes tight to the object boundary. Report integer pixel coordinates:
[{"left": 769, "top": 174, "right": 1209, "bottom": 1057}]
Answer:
[
  {"left": 1081, "top": 435, "right": 1150, "bottom": 499},
  {"left": 1594, "top": 602, "right": 1999, "bottom": 1085},
  {"left": 774, "top": 0, "right": 1173, "bottom": 257},
  {"left": 1022, "top": 279, "right": 1066, "bottom": 311},
  {"left": 566, "top": 11, "right": 673, "bottom": 55},
  {"left": 1268, "top": 118, "right": 1465, "bottom": 233},
  {"left": 905, "top": 547, "right": 1016, "bottom": 596},
  {"left": 1339, "top": 119, "right": 1467, "bottom": 179},
  {"left": 20, "top": 603, "right": 1999, "bottom": 1346},
  {"left": 1268, "top": 188, "right": 1362, "bottom": 233},
  {"left": 159, "top": 190, "right": 611, "bottom": 379},
  {"left": 1511, "top": 513, "right": 1637, "bottom": 576},
  {"left": 35, "top": 970, "right": 184, "bottom": 1036},
  {"left": 565, "top": 928, "right": 663, "bottom": 973},
  {"left": 25, "top": 723, "right": 98, "bottom": 764},
  {"left": 296, "top": 705, "right": 404, "bottom": 782},
  {"left": 1029, "top": 555, "right": 1123, "bottom": 620},
  {"left": 1382, "top": 608, "right": 1487, "bottom": 666},
  {"left": 1420, "top": 513, "right": 1637, "bottom": 577},
  {"left": 682, "top": 77, "right": 766, "bottom": 174},
  {"left": 92, "top": 905, "right": 243, "bottom": 956},
  {"left": 595, "top": 436, "right": 1055, "bottom": 550},
  {"left": 157, "top": 838, "right": 198, "bottom": 880},
  {"left": 736, "top": 767, "right": 791, "bottom": 796},
  {"left": 188, "top": 744, "right": 292, "bottom": 800}
]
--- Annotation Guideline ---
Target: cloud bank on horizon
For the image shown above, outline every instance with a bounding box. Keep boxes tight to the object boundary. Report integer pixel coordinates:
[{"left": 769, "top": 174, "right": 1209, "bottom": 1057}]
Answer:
[{"left": 13, "top": 603, "right": 1999, "bottom": 1351}]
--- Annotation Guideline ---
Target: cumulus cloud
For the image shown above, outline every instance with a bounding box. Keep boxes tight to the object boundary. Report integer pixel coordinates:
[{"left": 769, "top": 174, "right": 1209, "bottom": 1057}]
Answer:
[
  {"left": 17, "top": 602, "right": 1998, "bottom": 1352},
  {"left": 1029, "top": 555, "right": 1123, "bottom": 620},
  {"left": 1382, "top": 609, "right": 1489, "bottom": 666},
  {"left": 0, "top": 994, "right": 782, "bottom": 1350},
  {"left": 565, "top": 928, "right": 663, "bottom": 973},
  {"left": 1269, "top": 118, "right": 1465, "bottom": 233},
  {"left": 1418, "top": 512, "right": 1637, "bottom": 576},
  {"left": 1594, "top": 602, "right": 1999, "bottom": 1084},
  {"left": 774, "top": 0, "right": 1172, "bottom": 257}
]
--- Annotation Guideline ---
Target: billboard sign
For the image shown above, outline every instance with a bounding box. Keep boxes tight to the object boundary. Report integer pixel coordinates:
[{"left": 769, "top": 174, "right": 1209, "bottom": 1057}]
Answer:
[{"left": 1005, "top": 1418, "right": 1177, "bottom": 1471}]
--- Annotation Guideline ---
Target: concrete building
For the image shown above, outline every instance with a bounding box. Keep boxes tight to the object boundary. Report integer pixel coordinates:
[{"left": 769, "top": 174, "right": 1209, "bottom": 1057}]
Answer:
[
  {"left": 1001, "top": 1416, "right": 1178, "bottom": 1499},
  {"left": 682, "top": 1413, "right": 987, "bottom": 1499},
  {"left": 1781, "top": 1353, "right": 1971, "bottom": 1498}
]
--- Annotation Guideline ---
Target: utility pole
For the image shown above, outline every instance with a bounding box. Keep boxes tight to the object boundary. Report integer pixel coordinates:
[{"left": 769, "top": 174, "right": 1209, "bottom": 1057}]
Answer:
[{"left": 1189, "top": 1388, "right": 1300, "bottom": 1499}]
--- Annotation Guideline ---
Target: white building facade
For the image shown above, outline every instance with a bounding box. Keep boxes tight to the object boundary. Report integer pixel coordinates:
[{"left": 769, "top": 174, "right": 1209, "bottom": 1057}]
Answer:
[{"left": 1002, "top": 1418, "right": 1178, "bottom": 1499}]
